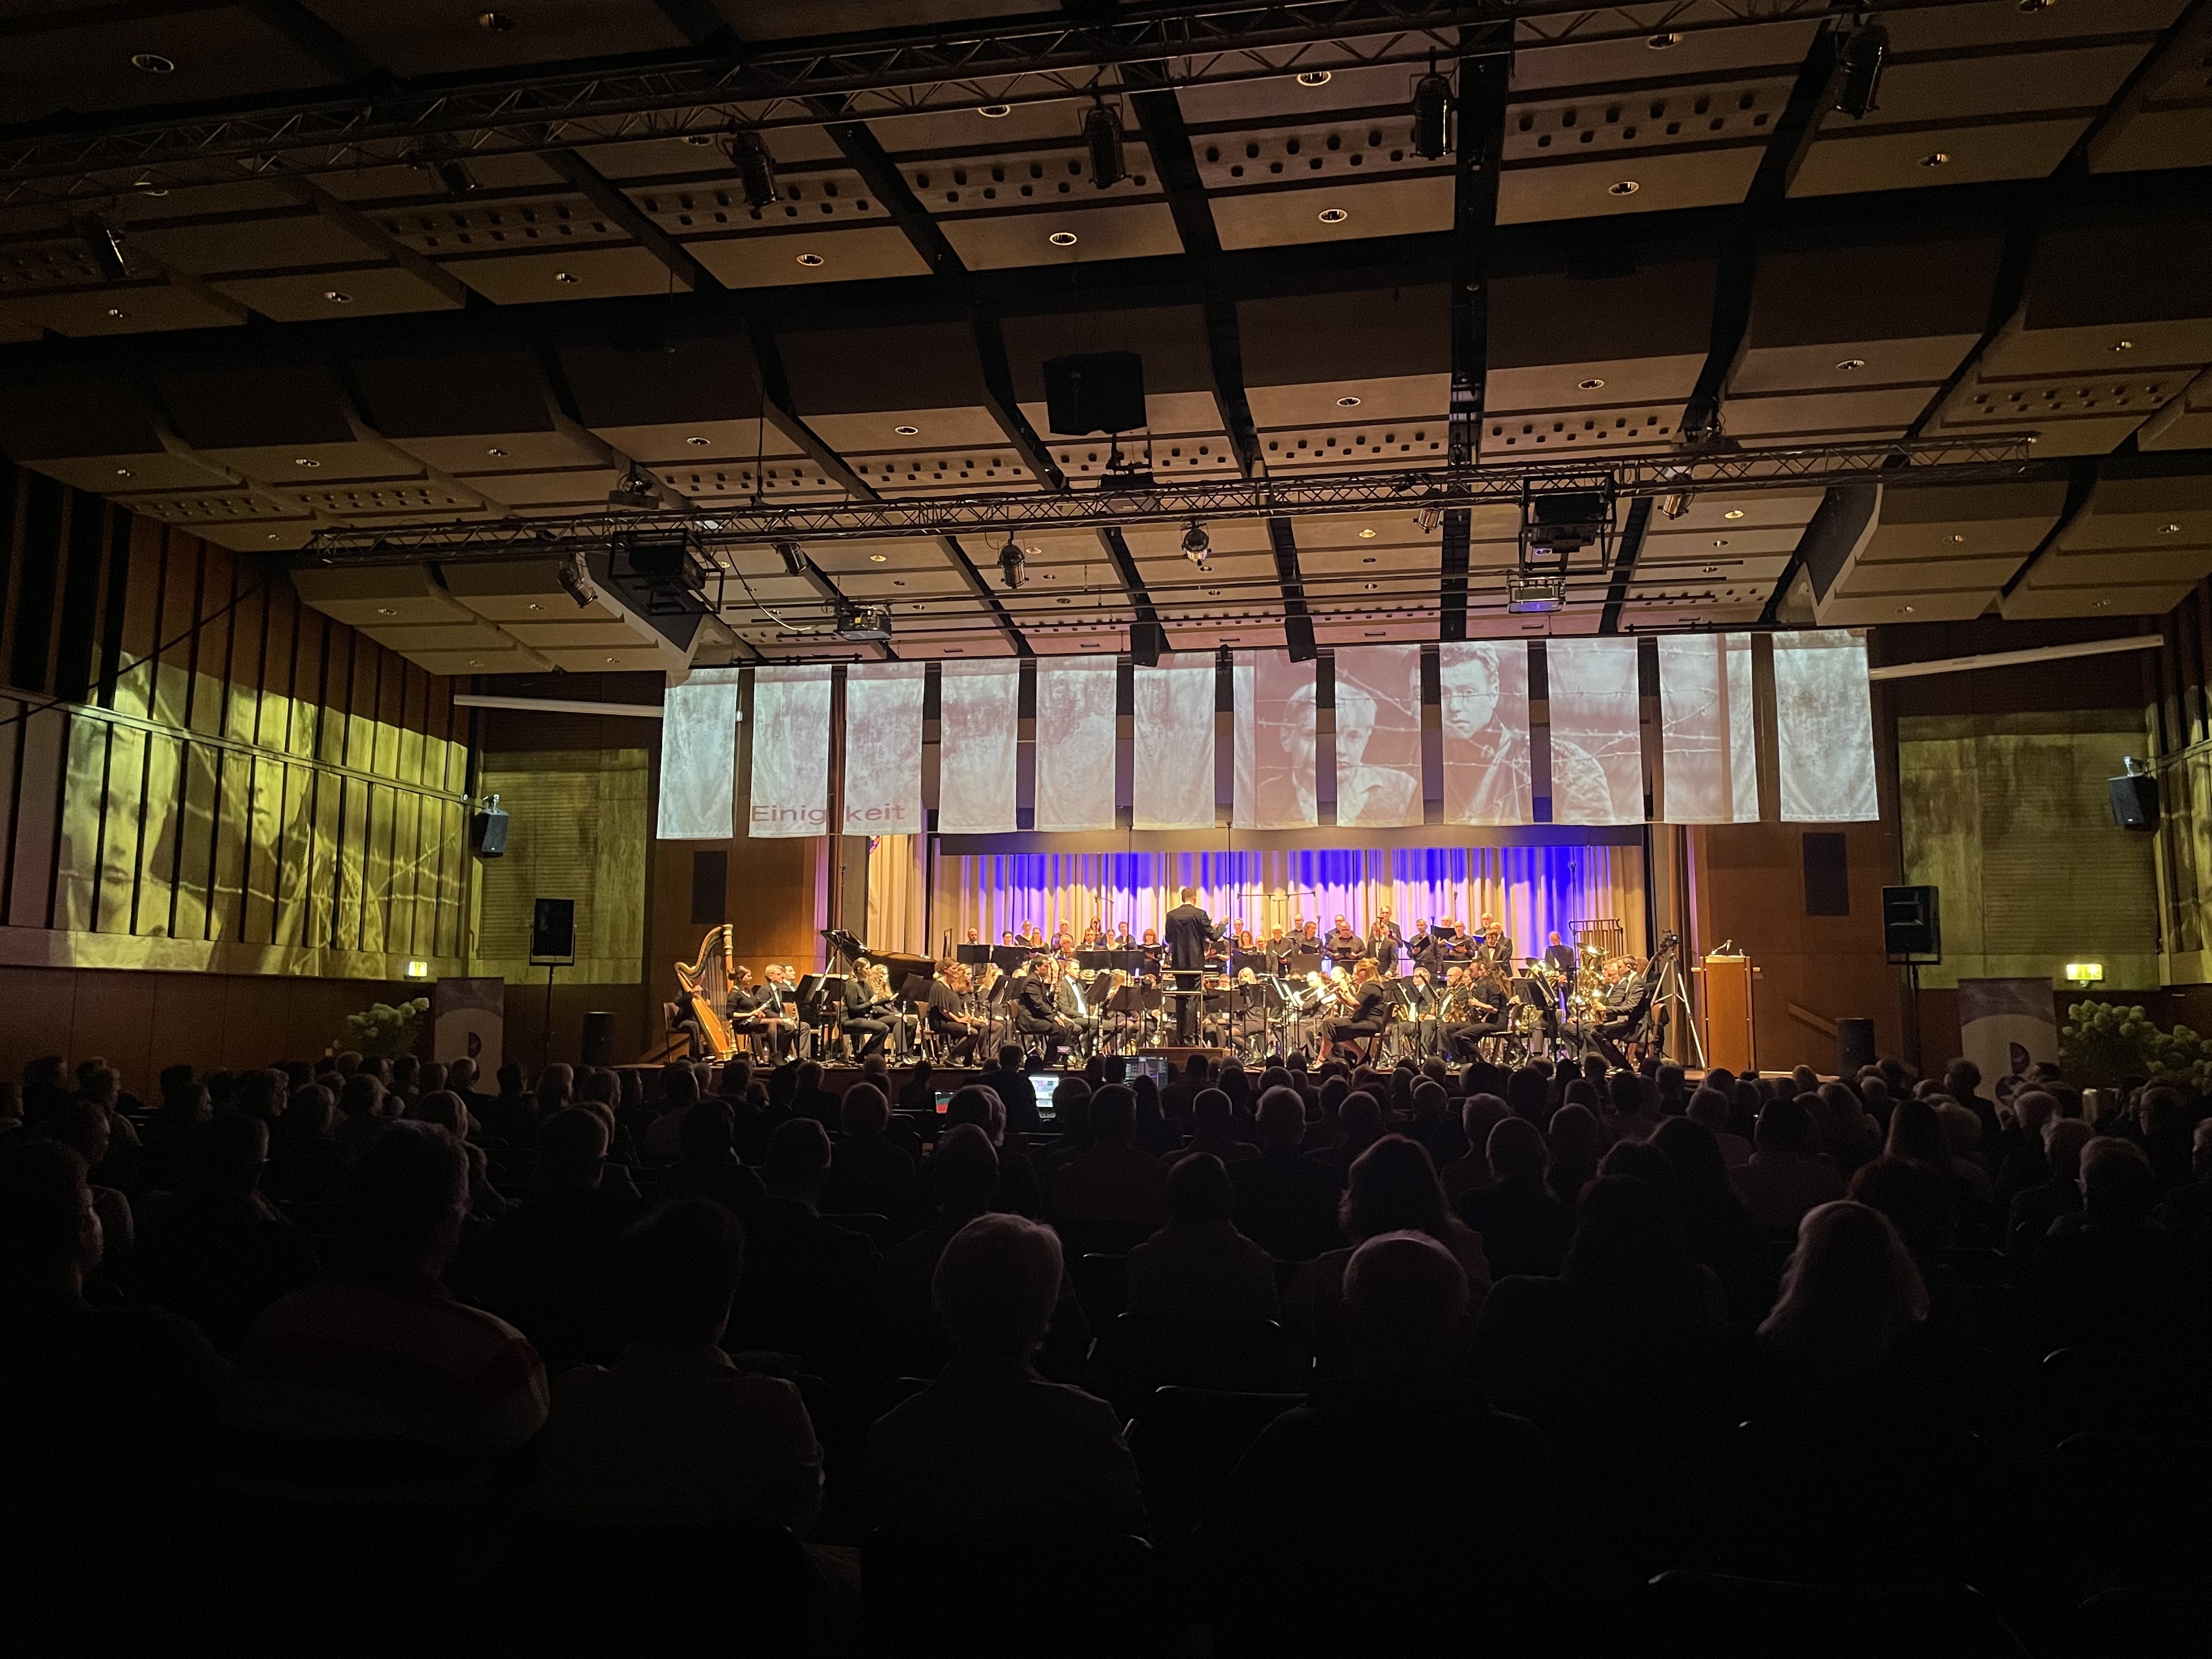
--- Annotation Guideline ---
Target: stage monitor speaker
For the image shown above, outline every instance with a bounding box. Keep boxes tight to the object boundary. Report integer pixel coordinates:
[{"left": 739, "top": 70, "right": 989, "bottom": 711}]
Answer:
[
  {"left": 531, "top": 896, "right": 577, "bottom": 965},
  {"left": 581, "top": 1011, "right": 616, "bottom": 1067},
  {"left": 1130, "top": 619, "right": 1166, "bottom": 667},
  {"left": 1881, "top": 885, "right": 1939, "bottom": 958},
  {"left": 470, "top": 795, "right": 509, "bottom": 859},
  {"left": 1835, "top": 1016, "right": 1876, "bottom": 1075},
  {"left": 1043, "top": 351, "right": 1146, "bottom": 436},
  {"left": 1285, "top": 613, "right": 1317, "bottom": 664},
  {"left": 2108, "top": 771, "right": 2158, "bottom": 830}
]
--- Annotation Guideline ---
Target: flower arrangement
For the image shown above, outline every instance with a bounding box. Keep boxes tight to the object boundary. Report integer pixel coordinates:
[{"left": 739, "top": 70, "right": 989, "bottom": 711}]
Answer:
[
  {"left": 345, "top": 996, "right": 431, "bottom": 1059},
  {"left": 2061, "top": 1001, "right": 2212, "bottom": 1091}
]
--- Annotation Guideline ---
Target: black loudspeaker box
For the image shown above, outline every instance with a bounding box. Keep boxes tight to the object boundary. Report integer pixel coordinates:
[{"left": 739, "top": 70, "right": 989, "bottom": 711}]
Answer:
[
  {"left": 1285, "top": 614, "right": 1317, "bottom": 664},
  {"left": 581, "top": 1012, "right": 616, "bottom": 1067},
  {"left": 531, "top": 897, "right": 577, "bottom": 964},
  {"left": 1881, "top": 885, "right": 1939, "bottom": 958},
  {"left": 2108, "top": 771, "right": 2158, "bottom": 830},
  {"left": 1835, "top": 1017, "right": 1877, "bottom": 1075},
  {"left": 1043, "top": 351, "right": 1147, "bottom": 436},
  {"left": 1130, "top": 619, "right": 1166, "bottom": 667},
  {"left": 470, "top": 798, "right": 509, "bottom": 859}
]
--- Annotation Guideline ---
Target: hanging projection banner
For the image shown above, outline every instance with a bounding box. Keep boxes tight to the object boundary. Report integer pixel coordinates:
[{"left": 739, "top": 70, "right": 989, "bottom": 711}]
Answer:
[
  {"left": 936, "top": 659, "right": 1020, "bottom": 834},
  {"left": 1134, "top": 655, "right": 1218, "bottom": 831},
  {"left": 1775, "top": 629, "right": 1880, "bottom": 821},
  {"left": 1657, "top": 633, "right": 1759, "bottom": 824},
  {"left": 1034, "top": 658, "right": 1120, "bottom": 832},
  {"left": 1332, "top": 644, "right": 1425, "bottom": 828},
  {"left": 1547, "top": 637, "right": 1645, "bottom": 826},
  {"left": 1233, "top": 650, "right": 1318, "bottom": 830},
  {"left": 656, "top": 667, "right": 740, "bottom": 840},
  {"left": 747, "top": 664, "right": 833, "bottom": 838},
  {"left": 843, "top": 662, "right": 926, "bottom": 836},
  {"left": 1438, "top": 641, "right": 1533, "bottom": 826}
]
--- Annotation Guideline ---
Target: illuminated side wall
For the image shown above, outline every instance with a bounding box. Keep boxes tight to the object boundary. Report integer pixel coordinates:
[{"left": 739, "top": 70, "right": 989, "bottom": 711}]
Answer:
[{"left": 0, "top": 461, "right": 472, "bottom": 1077}]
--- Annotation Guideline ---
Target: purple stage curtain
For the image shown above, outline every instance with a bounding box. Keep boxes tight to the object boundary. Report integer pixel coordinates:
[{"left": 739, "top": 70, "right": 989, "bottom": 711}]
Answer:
[
  {"left": 1233, "top": 650, "right": 1318, "bottom": 830},
  {"left": 843, "top": 662, "right": 926, "bottom": 835}
]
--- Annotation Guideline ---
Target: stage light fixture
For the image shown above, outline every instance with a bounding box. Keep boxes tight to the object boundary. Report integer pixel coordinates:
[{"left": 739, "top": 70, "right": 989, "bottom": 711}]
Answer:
[
  {"left": 1835, "top": 22, "right": 1889, "bottom": 119},
  {"left": 727, "top": 131, "right": 778, "bottom": 209},
  {"left": 1505, "top": 574, "right": 1567, "bottom": 615},
  {"left": 1659, "top": 492, "right": 1694, "bottom": 520},
  {"left": 433, "top": 158, "right": 479, "bottom": 195},
  {"left": 1082, "top": 100, "right": 1126, "bottom": 190},
  {"left": 997, "top": 535, "right": 1026, "bottom": 591},
  {"left": 77, "top": 219, "right": 128, "bottom": 281},
  {"left": 834, "top": 602, "right": 893, "bottom": 642},
  {"left": 556, "top": 551, "right": 600, "bottom": 609},
  {"left": 1411, "top": 67, "right": 1453, "bottom": 160},
  {"left": 1180, "top": 521, "right": 1211, "bottom": 562},
  {"left": 607, "top": 469, "right": 657, "bottom": 511}
]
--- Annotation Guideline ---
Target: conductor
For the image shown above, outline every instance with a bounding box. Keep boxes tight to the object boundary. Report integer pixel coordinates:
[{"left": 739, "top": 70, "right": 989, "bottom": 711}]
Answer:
[{"left": 1163, "top": 885, "right": 1217, "bottom": 1044}]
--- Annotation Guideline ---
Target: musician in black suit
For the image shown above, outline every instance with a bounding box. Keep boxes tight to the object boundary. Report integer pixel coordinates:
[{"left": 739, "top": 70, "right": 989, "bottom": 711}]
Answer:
[
  {"left": 1164, "top": 886, "right": 1217, "bottom": 1043},
  {"left": 1592, "top": 958, "right": 1652, "bottom": 1069},
  {"left": 839, "top": 960, "right": 893, "bottom": 1059},
  {"left": 1542, "top": 931, "right": 1577, "bottom": 976},
  {"left": 1012, "top": 962, "right": 1071, "bottom": 1050},
  {"left": 1387, "top": 965, "right": 1437, "bottom": 1056},
  {"left": 743, "top": 966, "right": 800, "bottom": 1062},
  {"left": 1053, "top": 961, "right": 1102, "bottom": 1057},
  {"left": 1476, "top": 911, "right": 1514, "bottom": 969},
  {"left": 1369, "top": 907, "right": 1406, "bottom": 977},
  {"left": 1321, "top": 960, "right": 1389, "bottom": 1063}
]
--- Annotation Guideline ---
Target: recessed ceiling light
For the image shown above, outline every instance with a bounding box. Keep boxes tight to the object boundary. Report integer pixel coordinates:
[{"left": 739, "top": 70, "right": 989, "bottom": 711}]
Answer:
[
  {"left": 487, "top": 446, "right": 507, "bottom": 457},
  {"left": 1358, "top": 528, "right": 1377, "bottom": 539},
  {"left": 323, "top": 290, "right": 352, "bottom": 303},
  {"left": 1712, "top": 538, "right": 1728, "bottom": 546},
  {"left": 554, "top": 270, "right": 579, "bottom": 284},
  {"left": 1057, "top": 597, "right": 1071, "bottom": 605},
  {"left": 794, "top": 252, "right": 825, "bottom": 267},
  {"left": 2112, "top": 340, "right": 2134, "bottom": 352},
  {"left": 1723, "top": 509, "right": 1745, "bottom": 520},
  {"left": 268, "top": 534, "right": 283, "bottom": 541},
  {"left": 870, "top": 553, "right": 888, "bottom": 563},
  {"left": 376, "top": 606, "right": 397, "bottom": 617},
  {"left": 114, "top": 466, "right": 135, "bottom": 478},
  {"left": 2092, "top": 597, "right": 2113, "bottom": 609},
  {"left": 1048, "top": 230, "right": 1080, "bottom": 246},
  {"left": 1608, "top": 180, "right": 1640, "bottom": 196},
  {"left": 1208, "top": 589, "right": 1221, "bottom": 597},
  {"left": 1577, "top": 378, "right": 1606, "bottom": 391},
  {"left": 130, "top": 53, "right": 176, "bottom": 73},
  {"left": 1362, "top": 555, "right": 1378, "bottom": 564},
  {"left": 685, "top": 133, "right": 715, "bottom": 146},
  {"left": 478, "top": 12, "right": 517, "bottom": 31},
  {"left": 892, "top": 579, "right": 906, "bottom": 587},
  {"left": 1317, "top": 207, "right": 1350, "bottom": 223},
  {"left": 294, "top": 457, "right": 321, "bottom": 468},
  {"left": 526, "top": 602, "right": 541, "bottom": 611},
  {"left": 1836, "top": 358, "right": 1866, "bottom": 372},
  {"left": 133, "top": 178, "right": 168, "bottom": 197},
  {"left": 106, "top": 307, "right": 127, "bottom": 319},
  {"left": 894, "top": 425, "right": 919, "bottom": 436},
  {"left": 1920, "top": 152, "right": 1949, "bottom": 168},
  {"left": 979, "top": 104, "right": 1013, "bottom": 119},
  {"left": 1337, "top": 396, "right": 1361, "bottom": 407},
  {"left": 1647, "top": 32, "right": 1681, "bottom": 49},
  {"left": 685, "top": 435, "right": 710, "bottom": 446},
  {"left": 1898, "top": 604, "right": 1915, "bottom": 614},
  {"left": 1297, "top": 70, "right": 1333, "bottom": 87},
  {"left": 2158, "top": 522, "right": 2182, "bottom": 534},
  {"left": 1949, "top": 533, "right": 1966, "bottom": 543}
]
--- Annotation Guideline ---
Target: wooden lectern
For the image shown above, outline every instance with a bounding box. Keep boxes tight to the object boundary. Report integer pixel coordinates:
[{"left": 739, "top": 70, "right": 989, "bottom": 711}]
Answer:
[{"left": 1702, "top": 952, "right": 1755, "bottom": 1074}]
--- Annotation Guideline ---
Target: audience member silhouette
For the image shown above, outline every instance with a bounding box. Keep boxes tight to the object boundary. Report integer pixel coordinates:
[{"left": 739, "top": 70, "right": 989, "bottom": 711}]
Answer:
[
  {"left": 1456, "top": 1116, "right": 1573, "bottom": 1279},
  {"left": 728, "top": 1118, "right": 882, "bottom": 1374},
  {"left": 821, "top": 1081, "right": 916, "bottom": 1224},
  {"left": 1229, "top": 1086, "right": 1345, "bottom": 1262},
  {"left": 1126, "top": 1153, "right": 1279, "bottom": 1324},
  {"left": 1731, "top": 1096, "right": 1847, "bottom": 1237}
]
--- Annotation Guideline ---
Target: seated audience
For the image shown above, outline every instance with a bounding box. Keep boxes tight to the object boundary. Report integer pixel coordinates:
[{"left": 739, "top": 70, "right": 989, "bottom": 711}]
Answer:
[
  {"left": 867, "top": 1214, "right": 1142, "bottom": 1537},
  {"left": 529, "top": 1200, "right": 823, "bottom": 1533},
  {"left": 264, "top": 1084, "right": 348, "bottom": 1205},
  {"left": 670, "top": 1099, "right": 766, "bottom": 1217},
  {"left": 1188, "top": 1087, "right": 1261, "bottom": 1166},
  {"left": 1455, "top": 1117, "right": 1573, "bottom": 1279},
  {"left": 883, "top": 1125, "right": 1000, "bottom": 1336},
  {"left": 2006, "top": 1116, "right": 2092, "bottom": 1259},
  {"left": 1546, "top": 1102, "right": 1601, "bottom": 1205},
  {"left": 1126, "top": 1153, "right": 1280, "bottom": 1324},
  {"left": 975, "top": 1046, "right": 1042, "bottom": 1138},
  {"left": 1754, "top": 1200, "right": 1930, "bottom": 1427},
  {"left": 1198, "top": 1232, "right": 1588, "bottom": 1656},
  {"left": 225, "top": 1123, "right": 549, "bottom": 1479},
  {"left": 727, "top": 1119, "right": 882, "bottom": 1373},
  {"left": 1731, "top": 1096, "right": 1847, "bottom": 1237},
  {"left": 1049, "top": 1085, "right": 1167, "bottom": 1241},
  {"left": 1686, "top": 1087, "right": 1753, "bottom": 1169},
  {"left": 2025, "top": 1136, "right": 2205, "bottom": 1361},
  {"left": 820, "top": 1082, "right": 915, "bottom": 1224}
]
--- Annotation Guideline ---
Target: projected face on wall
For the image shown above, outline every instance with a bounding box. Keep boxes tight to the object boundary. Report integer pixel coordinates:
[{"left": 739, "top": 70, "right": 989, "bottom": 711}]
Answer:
[
  {"left": 1333, "top": 648, "right": 1421, "bottom": 828},
  {"left": 1438, "top": 645, "right": 1532, "bottom": 826}
]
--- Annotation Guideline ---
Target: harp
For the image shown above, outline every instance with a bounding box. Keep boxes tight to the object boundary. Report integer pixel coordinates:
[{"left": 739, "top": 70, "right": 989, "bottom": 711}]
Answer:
[{"left": 674, "top": 924, "right": 738, "bottom": 1060}]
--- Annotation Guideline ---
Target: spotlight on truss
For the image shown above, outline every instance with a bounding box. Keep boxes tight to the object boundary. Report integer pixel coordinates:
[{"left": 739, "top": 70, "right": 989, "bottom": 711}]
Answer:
[{"left": 997, "top": 535, "right": 1027, "bottom": 591}]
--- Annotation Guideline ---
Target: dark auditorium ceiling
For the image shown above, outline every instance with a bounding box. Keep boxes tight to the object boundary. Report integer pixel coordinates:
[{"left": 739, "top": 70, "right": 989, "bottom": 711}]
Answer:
[{"left": 1, "top": 0, "right": 2209, "bottom": 669}]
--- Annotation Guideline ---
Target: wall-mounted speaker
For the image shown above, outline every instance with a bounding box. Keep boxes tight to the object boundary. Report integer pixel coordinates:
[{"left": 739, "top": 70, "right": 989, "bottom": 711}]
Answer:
[
  {"left": 1043, "top": 351, "right": 1146, "bottom": 436},
  {"left": 470, "top": 794, "right": 509, "bottom": 859},
  {"left": 1285, "top": 614, "right": 1317, "bottom": 664},
  {"left": 1881, "top": 884, "right": 1939, "bottom": 959},
  {"left": 1130, "top": 619, "right": 1166, "bottom": 667},
  {"left": 531, "top": 897, "right": 577, "bottom": 965},
  {"left": 2108, "top": 771, "right": 2158, "bottom": 831}
]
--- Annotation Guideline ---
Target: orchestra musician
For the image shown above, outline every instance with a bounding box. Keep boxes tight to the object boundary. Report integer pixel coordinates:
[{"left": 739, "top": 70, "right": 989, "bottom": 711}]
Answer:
[
  {"left": 1053, "top": 959, "right": 1102, "bottom": 1056},
  {"left": 1012, "top": 960, "right": 1071, "bottom": 1051},
  {"left": 1442, "top": 967, "right": 1508, "bottom": 1061},
  {"left": 838, "top": 958, "right": 895, "bottom": 1060},
  {"left": 1369, "top": 906, "right": 1406, "bottom": 977},
  {"left": 1387, "top": 964, "right": 1438, "bottom": 1057},
  {"left": 1592, "top": 955, "right": 1653, "bottom": 1068},
  {"left": 928, "top": 962, "right": 986, "bottom": 1063},
  {"left": 1321, "top": 958, "right": 1388, "bottom": 1063},
  {"left": 1323, "top": 915, "right": 1364, "bottom": 966},
  {"left": 1476, "top": 911, "right": 1514, "bottom": 969},
  {"left": 1164, "top": 885, "right": 1218, "bottom": 1044},
  {"left": 743, "top": 964, "right": 800, "bottom": 1062},
  {"left": 1110, "top": 924, "right": 1135, "bottom": 950}
]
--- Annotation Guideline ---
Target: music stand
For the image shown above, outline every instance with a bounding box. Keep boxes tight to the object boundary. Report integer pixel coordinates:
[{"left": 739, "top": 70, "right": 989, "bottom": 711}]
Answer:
[
  {"left": 796, "top": 973, "right": 843, "bottom": 1062},
  {"left": 955, "top": 944, "right": 991, "bottom": 966}
]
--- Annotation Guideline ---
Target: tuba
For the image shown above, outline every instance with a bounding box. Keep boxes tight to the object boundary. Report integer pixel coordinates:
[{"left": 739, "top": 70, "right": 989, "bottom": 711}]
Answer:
[{"left": 674, "top": 924, "right": 738, "bottom": 1060}]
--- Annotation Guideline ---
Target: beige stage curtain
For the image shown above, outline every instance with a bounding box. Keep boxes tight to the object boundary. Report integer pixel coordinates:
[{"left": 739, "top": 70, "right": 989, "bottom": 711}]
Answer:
[{"left": 865, "top": 834, "right": 927, "bottom": 956}]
